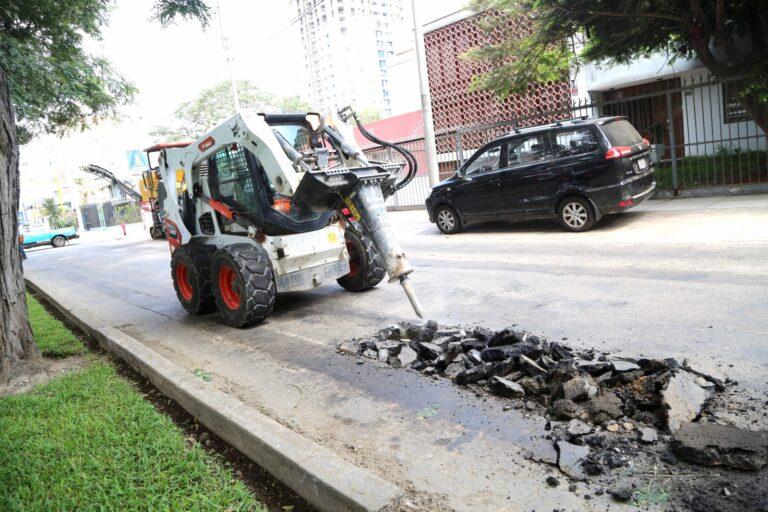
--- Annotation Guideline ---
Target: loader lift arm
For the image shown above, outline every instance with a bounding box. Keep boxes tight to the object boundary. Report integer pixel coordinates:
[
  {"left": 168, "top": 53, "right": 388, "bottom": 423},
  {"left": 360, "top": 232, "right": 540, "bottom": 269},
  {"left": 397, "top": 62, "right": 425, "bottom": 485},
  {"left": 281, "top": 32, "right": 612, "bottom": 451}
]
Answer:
[{"left": 81, "top": 164, "right": 142, "bottom": 202}]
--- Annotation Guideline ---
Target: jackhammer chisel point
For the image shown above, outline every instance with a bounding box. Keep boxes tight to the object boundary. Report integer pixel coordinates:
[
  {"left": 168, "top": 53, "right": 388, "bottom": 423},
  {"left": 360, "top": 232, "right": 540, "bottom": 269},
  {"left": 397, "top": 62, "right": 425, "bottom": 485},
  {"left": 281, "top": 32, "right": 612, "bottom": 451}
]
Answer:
[{"left": 399, "top": 276, "right": 424, "bottom": 318}]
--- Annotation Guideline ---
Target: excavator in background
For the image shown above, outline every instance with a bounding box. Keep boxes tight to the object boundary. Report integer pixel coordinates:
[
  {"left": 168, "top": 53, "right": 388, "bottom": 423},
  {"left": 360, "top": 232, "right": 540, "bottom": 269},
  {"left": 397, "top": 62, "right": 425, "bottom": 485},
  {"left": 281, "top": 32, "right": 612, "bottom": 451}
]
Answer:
[
  {"left": 81, "top": 164, "right": 165, "bottom": 239},
  {"left": 147, "top": 107, "right": 423, "bottom": 327}
]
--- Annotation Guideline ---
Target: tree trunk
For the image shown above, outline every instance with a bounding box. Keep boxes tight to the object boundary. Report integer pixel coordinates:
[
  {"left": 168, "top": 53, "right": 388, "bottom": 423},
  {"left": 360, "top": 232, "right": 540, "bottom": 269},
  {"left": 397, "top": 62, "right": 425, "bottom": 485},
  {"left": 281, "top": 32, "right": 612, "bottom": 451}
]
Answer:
[{"left": 0, "top": 66, "right": 37, "bottom": 379}]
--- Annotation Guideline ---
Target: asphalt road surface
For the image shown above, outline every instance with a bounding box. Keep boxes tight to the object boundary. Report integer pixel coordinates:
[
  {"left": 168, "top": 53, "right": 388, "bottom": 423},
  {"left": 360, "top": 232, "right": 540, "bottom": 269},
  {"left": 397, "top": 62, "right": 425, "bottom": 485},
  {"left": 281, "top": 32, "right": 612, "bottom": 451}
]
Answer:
[{"left": 25, "top": 195, "right": 768, "bottom": 511}]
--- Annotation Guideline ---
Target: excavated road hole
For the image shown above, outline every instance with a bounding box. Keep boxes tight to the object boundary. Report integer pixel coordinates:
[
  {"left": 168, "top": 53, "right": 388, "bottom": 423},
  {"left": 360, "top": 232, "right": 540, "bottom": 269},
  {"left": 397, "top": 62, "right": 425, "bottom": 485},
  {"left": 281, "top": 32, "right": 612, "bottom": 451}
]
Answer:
[{"left": 338, "top": 321, "right": 768, "bottom": 511}]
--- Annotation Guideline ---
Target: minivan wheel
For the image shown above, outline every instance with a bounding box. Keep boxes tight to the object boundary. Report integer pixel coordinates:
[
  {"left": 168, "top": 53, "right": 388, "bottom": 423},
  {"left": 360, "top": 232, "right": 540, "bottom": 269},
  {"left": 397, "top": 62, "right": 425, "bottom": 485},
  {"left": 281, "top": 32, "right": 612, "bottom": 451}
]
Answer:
[
  {"left": 558, "top": 196, "right": 595, "bottom": 232},
  {"left": 435, "top": 205, "right": 462, "bottom": 234}
]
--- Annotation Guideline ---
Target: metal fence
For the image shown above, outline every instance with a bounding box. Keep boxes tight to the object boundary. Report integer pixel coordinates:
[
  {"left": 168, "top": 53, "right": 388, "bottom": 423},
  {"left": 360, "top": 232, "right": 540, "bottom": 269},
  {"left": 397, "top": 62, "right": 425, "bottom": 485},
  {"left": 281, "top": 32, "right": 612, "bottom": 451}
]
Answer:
[{"left": 367, "top": 74, "right": 767, "bottom": 208}]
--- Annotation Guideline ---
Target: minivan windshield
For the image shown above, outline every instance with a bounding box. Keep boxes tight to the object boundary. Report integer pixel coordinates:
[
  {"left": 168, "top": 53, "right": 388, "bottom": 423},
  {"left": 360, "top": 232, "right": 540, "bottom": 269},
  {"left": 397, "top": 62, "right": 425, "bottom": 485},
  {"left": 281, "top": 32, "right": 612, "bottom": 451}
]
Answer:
[{"left": 601, "top": 120, "right": 643, "bottom": 146}]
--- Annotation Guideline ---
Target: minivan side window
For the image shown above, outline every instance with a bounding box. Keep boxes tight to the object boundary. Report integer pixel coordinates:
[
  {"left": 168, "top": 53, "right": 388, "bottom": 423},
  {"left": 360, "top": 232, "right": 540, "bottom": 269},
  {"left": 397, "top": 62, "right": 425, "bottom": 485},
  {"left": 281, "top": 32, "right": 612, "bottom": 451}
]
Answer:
[
  {"left": 464, "top": 144, "right": 502, "bottom": 176},
  {"left": 551, "top": 128, "right": 600, "bottom": 158},
  {"left": 506, "top": 134, "right": 551, "bottom": 167}
]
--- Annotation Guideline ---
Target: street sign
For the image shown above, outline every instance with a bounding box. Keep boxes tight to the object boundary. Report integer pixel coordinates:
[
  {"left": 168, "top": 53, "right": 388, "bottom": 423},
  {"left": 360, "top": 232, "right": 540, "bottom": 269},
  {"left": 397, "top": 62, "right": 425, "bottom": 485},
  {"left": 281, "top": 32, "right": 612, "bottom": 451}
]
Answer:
[{"left": 126, "top": 150, "right": 148, "bottom": 170}]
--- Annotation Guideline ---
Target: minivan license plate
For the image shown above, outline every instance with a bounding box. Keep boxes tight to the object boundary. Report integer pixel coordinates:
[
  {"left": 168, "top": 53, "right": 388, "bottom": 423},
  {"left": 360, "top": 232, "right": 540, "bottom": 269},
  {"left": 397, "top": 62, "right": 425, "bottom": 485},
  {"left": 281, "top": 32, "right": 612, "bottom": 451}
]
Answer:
[{"left": 637, "top": 158, "right": 648, "bottom": 170}]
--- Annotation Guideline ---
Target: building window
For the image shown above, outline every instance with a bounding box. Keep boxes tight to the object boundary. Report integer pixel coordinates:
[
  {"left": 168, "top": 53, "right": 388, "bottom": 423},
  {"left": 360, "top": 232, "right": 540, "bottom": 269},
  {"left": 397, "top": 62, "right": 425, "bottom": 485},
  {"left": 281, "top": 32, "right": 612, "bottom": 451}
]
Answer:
[{"left": 723, "top": 83, "right": 750, "bottom": 123}]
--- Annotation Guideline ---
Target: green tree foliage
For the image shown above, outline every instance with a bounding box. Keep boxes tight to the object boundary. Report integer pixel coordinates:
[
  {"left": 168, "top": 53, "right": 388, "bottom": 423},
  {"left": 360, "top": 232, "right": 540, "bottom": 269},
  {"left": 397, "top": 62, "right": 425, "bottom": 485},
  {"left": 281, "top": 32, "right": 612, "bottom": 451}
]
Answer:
[
  {"left": 0, "top": 0, "right": 210, "bottom": 376},
  {"left": 357, "top": 106, "right": 382, "bottom": 124},
  {"left": 1, "top": 0, "right": 139, "bottom": 144},
  {"left": 150, "top": 81, "right": 313, "bottom": 141},
  {"left": 113, "top": 203, "right": 142, "bottom": 225},
  {"left": 466, "top": 0, "right": 768, "bottom": 132},
  {"left": 39, "top": 198, "right": 77, "bottom": 228},
  {"left": 40, "top": 197, "right": 62, "bottom": 228}
]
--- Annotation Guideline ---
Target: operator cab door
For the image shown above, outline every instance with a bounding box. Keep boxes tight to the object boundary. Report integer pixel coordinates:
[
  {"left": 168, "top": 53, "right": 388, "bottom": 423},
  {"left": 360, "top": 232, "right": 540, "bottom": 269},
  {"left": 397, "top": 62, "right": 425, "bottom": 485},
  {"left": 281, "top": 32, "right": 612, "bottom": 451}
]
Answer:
[
  {"left": 453, "top": 141, "right": 507, "bottom": 220},
  {"left": 501, "top": 133, "right": 556, "bottom": 218}
]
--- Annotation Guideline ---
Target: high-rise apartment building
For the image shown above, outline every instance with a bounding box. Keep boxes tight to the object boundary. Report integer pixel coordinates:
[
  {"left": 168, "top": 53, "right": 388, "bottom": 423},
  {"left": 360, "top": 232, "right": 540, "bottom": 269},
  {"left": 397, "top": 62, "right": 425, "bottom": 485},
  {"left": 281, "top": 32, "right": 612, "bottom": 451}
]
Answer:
[{"left": 294, "top": 0, "right": 406, "bottom": 117}]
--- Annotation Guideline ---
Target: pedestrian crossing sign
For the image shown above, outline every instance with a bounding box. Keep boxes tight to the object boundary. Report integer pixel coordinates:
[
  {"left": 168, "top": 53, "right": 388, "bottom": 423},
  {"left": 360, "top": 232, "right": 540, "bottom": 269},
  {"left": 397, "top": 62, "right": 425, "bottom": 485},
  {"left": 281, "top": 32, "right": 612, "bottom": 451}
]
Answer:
[{"left": 126, "top": 150, "right": 149, "bottom": 170}]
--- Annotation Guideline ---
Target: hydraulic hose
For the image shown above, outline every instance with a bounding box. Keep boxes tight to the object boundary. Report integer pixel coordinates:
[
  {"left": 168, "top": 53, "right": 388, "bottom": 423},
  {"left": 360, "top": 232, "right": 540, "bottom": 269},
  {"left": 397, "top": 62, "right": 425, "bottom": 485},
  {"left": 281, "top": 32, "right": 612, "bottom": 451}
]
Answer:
[{"left": 340, "top": 107, "right": 418, "bottom": 195}]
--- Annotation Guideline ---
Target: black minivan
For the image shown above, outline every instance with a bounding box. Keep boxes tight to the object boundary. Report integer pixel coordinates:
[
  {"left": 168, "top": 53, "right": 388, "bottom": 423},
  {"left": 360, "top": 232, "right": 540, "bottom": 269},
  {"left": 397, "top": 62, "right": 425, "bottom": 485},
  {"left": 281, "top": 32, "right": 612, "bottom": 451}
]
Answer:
[{"left": 425, "top": 117, "right": 655, "bottom": 233}]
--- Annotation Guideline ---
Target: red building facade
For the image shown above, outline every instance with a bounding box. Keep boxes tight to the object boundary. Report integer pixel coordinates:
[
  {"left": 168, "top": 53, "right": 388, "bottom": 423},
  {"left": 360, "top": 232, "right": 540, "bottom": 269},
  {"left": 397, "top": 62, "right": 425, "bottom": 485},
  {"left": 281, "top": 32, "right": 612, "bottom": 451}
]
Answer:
[{"left": 423, "top": 11, "right": 571, "bottom": 136}]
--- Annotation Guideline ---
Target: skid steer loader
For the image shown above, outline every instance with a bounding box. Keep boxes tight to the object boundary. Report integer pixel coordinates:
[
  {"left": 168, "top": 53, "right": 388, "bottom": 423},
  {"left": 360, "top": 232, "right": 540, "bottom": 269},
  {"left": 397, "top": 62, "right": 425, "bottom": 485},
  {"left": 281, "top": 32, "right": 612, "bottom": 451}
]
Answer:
[{"left": 146, "top": 108, "right": 423, "bottom": 327}]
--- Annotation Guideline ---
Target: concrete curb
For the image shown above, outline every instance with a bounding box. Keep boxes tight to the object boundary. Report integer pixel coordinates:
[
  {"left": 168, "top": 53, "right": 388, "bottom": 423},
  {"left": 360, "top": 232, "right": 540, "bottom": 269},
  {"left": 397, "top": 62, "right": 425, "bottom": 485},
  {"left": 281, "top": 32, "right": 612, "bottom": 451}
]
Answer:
[{"left": 26, "top": 278, "right": 404, "bottom": 512}]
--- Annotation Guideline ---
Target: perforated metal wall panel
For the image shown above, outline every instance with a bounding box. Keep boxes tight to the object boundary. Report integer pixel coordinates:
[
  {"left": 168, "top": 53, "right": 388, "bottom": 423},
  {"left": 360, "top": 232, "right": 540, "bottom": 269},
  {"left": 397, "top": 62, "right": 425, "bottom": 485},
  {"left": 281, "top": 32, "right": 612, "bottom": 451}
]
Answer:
[{"left": 424, "top": 11, "right": 571, "bottom": 147}]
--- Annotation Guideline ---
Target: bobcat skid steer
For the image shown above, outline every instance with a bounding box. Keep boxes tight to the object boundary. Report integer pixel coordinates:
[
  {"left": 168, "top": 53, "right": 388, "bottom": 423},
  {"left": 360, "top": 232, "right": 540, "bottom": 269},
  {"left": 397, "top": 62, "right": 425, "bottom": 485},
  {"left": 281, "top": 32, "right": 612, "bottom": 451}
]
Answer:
[{"left": 146, "top": 108, "right": 423, "bottom": 327}]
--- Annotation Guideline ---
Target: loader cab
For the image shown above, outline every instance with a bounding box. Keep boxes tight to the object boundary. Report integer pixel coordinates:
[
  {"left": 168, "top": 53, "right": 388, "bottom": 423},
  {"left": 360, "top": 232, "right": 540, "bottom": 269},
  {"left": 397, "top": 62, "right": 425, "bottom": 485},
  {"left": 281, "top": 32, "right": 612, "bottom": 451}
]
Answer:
[{"left": 204, "top": 141, "right": 334, "bottom": 237}]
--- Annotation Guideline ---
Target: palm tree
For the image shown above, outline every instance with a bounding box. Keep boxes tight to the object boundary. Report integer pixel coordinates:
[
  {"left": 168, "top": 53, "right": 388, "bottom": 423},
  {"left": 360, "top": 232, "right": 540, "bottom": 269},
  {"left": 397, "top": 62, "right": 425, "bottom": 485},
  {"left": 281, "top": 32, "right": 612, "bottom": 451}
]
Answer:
[{"left": 41, "top": 197, "right": 62, "bottom": 228}]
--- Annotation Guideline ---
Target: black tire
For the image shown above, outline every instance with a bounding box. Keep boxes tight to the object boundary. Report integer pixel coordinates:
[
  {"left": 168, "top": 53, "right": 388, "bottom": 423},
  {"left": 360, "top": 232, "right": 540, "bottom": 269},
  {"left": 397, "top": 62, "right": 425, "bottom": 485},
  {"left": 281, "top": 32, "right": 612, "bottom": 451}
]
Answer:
[
  {"left": 337, "top": 227, "right": 386, "bottom": 292},
  {"left": 557, "top": 195, "right": 596, "bottom": 232},
  {"left": 212, "top": 243, "right": 275, "bottom": 328},
  {"left": 435, "top": 205, "right": 462, "bottom": 234},
  {"left": 51, "top": 235, "right": 66, "bottom": 248},
  {"left": 149, "top": 225, "right": 164, "bottom": 240},
  {"left": 171, "top": 244, "right": 217, "bottom": 315}
]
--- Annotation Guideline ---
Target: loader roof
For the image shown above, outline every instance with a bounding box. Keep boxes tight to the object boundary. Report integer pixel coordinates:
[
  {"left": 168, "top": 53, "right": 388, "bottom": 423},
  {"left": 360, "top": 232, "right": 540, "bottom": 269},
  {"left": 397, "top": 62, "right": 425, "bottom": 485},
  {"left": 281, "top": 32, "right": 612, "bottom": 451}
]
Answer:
[{"left": 144, "top": 141, "right": 192, "bottom": 152}]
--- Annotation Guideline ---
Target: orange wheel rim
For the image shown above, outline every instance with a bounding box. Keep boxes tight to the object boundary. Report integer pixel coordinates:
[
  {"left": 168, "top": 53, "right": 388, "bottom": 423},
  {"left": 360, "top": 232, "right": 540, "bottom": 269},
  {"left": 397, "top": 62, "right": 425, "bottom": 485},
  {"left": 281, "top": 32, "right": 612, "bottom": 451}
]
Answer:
[
  {"left": 218, "top": 265, "right": 241, "bottom": 309},
  {"left": 176, "top": 263, "right": 193, "bottom": 301}
]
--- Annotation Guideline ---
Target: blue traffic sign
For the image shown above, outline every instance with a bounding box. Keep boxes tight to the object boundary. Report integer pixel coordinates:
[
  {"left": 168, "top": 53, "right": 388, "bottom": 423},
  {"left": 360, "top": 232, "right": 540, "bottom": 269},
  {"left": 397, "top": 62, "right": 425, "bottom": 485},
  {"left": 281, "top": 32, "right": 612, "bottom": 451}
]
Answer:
[{"left": 126, "top": 150, "right": 149, "bottom": 170}]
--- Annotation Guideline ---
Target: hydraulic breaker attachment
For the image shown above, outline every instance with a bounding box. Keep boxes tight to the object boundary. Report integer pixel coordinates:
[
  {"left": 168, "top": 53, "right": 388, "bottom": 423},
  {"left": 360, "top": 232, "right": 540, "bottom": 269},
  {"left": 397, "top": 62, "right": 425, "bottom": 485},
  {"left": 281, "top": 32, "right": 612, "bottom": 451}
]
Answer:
[
  {"left": 344, "top": 180, "right": 423, "bottom": 318},
  {"left": 291, "top": 166, "right": 423, "bottom": 317}
]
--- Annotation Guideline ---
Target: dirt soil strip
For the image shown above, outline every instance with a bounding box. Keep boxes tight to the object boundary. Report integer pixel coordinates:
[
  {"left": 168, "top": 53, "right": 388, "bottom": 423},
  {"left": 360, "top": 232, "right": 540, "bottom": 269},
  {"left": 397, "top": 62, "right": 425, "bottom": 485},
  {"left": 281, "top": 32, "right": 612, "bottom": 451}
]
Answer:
[{"left": 26, "top": 278, "right": 404, "bottom": 512}]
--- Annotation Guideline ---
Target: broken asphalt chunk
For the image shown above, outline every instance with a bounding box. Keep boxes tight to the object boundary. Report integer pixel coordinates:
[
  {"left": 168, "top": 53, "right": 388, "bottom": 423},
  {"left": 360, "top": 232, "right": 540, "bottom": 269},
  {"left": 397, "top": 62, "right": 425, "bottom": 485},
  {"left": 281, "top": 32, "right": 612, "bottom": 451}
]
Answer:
[
  {"left": 549, "top": 399, "right": 582, "bottom": 420},
  {"left": 563, "top": 375, "right": 599, "bottom": 402},
  {"left": 397, "top": 346, "right": 418, "bottom": 367},
  {"left": 662, "top": 370, "right": 711, "bottom": 432},
  {"left": 488, "top": 376, "right": 526, "bottom": 398},
  {"left": 567, "top": 419, "right": 593, "bottom": 437},
  {"left": 417, "top": 341, "right": 443, "bottom": 361},
  {"left": 587, "top": 391, "right": 623, "bottom": 424},
  {"left": 672, "top": 422, "right": 768, "bottom": 470},
  {"left": 556, "top": 440, "right": 591, "bottom": 480},
  {"left": 610, "top": 360, "right": 641, "bottom": 373},
  {"left": 638, "top": 427, "right": 658, "bottom": 444}
]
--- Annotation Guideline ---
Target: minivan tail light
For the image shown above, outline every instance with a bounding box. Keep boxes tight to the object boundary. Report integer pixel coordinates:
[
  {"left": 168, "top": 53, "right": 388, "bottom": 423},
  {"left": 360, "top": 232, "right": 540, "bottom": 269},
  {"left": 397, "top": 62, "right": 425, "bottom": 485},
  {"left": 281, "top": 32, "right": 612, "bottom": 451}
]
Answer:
[{"left": 605, "top": 146, "right": 633, "bottom": 160}]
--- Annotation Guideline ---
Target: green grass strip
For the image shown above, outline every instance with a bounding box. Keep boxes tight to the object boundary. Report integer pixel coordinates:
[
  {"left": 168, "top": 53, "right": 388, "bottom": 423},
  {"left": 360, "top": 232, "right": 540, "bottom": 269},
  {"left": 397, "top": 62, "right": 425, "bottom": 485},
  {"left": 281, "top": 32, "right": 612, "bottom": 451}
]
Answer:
[
  {"left": 0, "top": 363, "right": 262, "bottom": 511},
  {"left": 26, "top": 292, "right": 85, "bottom": 358}
]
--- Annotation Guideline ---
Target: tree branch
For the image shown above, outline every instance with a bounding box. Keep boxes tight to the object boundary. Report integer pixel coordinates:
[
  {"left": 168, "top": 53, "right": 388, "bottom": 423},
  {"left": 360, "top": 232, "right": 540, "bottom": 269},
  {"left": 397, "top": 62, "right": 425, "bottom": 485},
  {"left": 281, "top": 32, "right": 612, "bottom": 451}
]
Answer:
[{"left": 556, "top": 5, "right": 690, "bottom": 25}]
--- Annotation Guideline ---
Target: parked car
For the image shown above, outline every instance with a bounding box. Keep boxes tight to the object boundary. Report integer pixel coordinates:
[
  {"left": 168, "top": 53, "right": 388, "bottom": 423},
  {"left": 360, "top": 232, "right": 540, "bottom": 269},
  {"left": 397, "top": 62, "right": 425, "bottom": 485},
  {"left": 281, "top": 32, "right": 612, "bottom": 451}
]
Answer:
[
  {"left": 20, "top": 225, "right": 79, "bottom": 248},
  {"left": 425, "top": 117, "right": 655, "bottom": 233}
]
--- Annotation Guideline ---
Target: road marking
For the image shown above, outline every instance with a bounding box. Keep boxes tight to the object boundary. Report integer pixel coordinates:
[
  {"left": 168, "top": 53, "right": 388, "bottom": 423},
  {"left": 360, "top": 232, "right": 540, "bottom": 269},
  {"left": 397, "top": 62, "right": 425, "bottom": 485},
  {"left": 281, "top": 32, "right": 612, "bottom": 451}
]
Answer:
[{"left": 263, "top": 326, "right": 328, "bottom": 347}]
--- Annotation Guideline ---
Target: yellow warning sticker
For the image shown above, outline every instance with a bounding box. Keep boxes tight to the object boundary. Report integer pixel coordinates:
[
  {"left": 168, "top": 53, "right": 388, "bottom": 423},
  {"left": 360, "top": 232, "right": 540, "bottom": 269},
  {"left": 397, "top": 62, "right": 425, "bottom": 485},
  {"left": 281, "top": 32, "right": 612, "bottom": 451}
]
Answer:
[
  {"left": 343, "top": 197, "right": 361, "bottom": 220},
  {"left": 327, "top": 231, "right": 338, "bottom": 244}
]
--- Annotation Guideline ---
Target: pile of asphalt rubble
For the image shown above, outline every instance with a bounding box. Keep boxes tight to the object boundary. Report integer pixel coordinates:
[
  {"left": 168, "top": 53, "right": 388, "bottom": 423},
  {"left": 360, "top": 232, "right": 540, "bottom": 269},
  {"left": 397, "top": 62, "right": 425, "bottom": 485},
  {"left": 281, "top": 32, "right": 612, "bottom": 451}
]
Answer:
[{"left": 338, "top": 321, "right": 768, "bottom": 493}]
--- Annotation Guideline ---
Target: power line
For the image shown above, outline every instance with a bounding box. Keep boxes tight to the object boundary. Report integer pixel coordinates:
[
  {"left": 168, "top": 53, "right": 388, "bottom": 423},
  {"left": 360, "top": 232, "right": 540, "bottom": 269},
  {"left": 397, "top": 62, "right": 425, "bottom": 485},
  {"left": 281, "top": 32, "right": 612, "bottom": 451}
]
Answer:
[{"left": 234, "top": 0, "right": 325, "bottom": 59}]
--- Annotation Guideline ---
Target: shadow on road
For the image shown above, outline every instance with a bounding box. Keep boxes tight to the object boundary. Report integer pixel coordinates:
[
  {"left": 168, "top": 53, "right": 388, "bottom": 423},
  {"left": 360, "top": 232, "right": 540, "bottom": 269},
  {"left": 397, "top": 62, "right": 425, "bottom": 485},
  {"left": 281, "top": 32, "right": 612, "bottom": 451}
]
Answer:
[{"left": 444, "top": 211, "right": 648, "bottom": 235}]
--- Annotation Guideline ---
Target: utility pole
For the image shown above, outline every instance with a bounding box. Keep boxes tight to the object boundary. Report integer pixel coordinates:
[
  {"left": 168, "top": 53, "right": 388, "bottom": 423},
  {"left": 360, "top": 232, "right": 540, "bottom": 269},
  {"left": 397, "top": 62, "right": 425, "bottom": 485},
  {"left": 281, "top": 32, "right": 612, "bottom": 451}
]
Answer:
[
  {"left": 411, "top": 0, "right": 439, "bottom": 188},
  {"left": 217, "top": 0, "right": 240, "bottom": 112}
]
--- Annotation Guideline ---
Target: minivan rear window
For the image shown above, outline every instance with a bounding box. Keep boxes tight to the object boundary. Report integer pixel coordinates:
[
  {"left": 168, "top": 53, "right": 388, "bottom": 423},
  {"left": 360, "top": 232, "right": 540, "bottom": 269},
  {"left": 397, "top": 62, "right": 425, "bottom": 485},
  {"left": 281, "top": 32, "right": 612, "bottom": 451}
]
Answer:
[{"left": 600, "top": 120, "right": 643, "bottom": 146}]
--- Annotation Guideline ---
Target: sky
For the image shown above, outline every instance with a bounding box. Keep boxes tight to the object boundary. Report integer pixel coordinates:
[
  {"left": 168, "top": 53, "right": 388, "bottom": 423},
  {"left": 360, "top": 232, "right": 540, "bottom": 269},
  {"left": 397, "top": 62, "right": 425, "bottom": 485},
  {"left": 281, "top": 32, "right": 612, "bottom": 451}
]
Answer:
[{"left": 19, "top": 0, "right": 467, "bottom": 205}]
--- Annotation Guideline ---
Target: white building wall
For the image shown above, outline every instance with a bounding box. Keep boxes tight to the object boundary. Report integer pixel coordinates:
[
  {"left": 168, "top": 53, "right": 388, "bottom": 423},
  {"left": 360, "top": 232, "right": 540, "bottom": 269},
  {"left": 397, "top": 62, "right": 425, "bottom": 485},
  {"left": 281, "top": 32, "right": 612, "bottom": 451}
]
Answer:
[
  {"left": 387, "top": 46, "right": 421, "bottom": 116},
  {"left": 573, "top": 54, "right": 766, "bottom": 158},
  {"left": 679, "top": 70, "right": 766, "bottom": 156},
  {"left": 294, "top": 0, "right": 407, "bottom": 117}
]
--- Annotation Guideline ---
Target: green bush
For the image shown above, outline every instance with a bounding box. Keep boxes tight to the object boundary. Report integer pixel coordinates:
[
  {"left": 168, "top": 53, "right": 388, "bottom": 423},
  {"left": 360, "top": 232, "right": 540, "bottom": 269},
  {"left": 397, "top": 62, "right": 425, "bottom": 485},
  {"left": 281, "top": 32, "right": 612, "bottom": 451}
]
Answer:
[{"left": 655, "top": 149, "right": 767, "bottom": 190}]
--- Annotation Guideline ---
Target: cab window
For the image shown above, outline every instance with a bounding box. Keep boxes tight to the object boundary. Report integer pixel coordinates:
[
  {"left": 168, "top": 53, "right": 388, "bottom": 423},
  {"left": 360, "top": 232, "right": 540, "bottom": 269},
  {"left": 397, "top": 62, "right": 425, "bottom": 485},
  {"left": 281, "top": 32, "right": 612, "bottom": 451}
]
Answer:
[
  {"left": 464, "top": 144, "right": 502, "bottom": 176},
  {"left": 551, "top": 128, "right": 600, "bottom": 157},
  {"left": 506, "top": 134, "right": 551, "bottom": 167}
]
